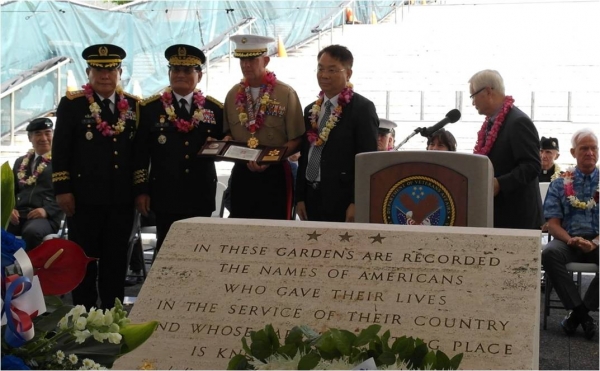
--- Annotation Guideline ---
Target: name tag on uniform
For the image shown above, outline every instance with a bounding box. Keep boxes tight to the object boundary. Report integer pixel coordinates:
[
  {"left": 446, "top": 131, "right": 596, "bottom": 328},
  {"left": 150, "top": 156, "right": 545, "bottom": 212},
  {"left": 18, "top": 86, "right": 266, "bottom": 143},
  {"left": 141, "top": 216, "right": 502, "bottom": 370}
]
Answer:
[
  {"left": 266, "top": 101, "right": 286, "bottom": 117},
  {"left": 202, "top": 109, "right": 216, "bottom": 125},
  {"left": 81, "top": 116, "right": 96, "bottom": 125}
]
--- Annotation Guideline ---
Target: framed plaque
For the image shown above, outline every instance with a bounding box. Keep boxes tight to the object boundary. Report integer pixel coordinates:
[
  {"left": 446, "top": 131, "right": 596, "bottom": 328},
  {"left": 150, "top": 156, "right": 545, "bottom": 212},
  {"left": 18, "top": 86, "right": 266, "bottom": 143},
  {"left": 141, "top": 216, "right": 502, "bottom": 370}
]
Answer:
[{"left": 198, "top": 141, "right": 287, "bottom": 164}]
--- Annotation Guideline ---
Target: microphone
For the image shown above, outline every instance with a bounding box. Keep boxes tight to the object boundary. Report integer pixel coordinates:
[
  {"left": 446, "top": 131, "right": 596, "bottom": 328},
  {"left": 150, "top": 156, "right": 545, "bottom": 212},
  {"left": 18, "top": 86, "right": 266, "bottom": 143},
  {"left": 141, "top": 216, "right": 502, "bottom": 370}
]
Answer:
[{"left": 419, "top": 109, "right": 461, "bottom": 137}]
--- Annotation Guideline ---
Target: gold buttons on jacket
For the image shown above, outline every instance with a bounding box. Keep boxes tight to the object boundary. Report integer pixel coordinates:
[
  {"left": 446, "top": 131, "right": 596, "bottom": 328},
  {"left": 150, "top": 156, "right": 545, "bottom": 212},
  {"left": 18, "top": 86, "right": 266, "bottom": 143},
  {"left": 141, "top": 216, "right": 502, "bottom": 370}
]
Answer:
[
  {"left": 115, "top": 165, "right": 119, "bottom": 169},
  {"left": 185, "top": 155, "right": 189, "bottom": 159},
  {"left": 113, "top": 138, "right": 117, "bottom": 142},
  {"left": 184, "top": 141, "right": 189, "bottom": 146},
  {"left": 185, "top": 169, "right": 189, "bottom": 173},
  {"left": 114, "top": 151, "right": 118, "bottom": 155}
]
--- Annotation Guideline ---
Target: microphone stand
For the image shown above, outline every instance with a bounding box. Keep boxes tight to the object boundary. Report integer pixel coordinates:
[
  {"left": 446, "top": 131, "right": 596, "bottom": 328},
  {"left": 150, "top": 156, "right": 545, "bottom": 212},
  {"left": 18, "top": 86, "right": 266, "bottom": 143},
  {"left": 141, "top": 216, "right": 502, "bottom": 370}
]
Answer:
[{"left": 394, "top": 127, "right": 426, "bottom": 151}]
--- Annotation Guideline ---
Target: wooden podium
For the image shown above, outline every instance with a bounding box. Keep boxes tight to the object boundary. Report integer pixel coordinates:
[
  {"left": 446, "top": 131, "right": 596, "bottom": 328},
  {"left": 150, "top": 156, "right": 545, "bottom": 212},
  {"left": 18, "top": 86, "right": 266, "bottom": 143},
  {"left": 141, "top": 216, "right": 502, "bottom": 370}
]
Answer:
[{"left": 355, "top": 151, "right": 494, "bottom": 227}]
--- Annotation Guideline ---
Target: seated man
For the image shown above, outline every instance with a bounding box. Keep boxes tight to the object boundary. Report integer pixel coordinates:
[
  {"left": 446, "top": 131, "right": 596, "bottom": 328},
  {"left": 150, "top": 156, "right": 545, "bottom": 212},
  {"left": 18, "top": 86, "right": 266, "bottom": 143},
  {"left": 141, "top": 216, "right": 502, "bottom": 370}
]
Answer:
[
  {"left": 541, "top": 128, "right": 598, "bottom": 339},
  {"left": 7, "top": 117, "right": 63, "bottom": 249},
  {"left": 539, "top": 136, "right": 561, "bottom": 182}
]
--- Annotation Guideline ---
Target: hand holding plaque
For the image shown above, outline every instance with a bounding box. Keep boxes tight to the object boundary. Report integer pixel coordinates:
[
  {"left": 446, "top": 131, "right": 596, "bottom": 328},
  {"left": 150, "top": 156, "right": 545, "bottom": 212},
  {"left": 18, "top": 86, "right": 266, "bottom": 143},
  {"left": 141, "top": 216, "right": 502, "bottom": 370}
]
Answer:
[{"left": 198, "top": 141, "right": 287, "bottom": 164}]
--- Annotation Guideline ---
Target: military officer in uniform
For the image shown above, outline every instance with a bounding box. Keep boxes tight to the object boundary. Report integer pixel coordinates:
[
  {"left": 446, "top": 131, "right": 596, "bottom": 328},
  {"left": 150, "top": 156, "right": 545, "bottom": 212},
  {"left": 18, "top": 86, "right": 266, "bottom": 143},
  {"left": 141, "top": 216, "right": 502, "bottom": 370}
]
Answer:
[
  {"left": 133, "top": 44, "right": 224, "bottom": 258},
  {"left": 52, "top": 44, "right": 139, "bottom": 310},
  {"left": 8, "top": 117, "right": 63, "bottom": 249},
  {"left": 539, "top": 136, "right": 561, "bottom": 182},
  {"left": 223, "top": 34, "right": 305, "bottom": 220}
]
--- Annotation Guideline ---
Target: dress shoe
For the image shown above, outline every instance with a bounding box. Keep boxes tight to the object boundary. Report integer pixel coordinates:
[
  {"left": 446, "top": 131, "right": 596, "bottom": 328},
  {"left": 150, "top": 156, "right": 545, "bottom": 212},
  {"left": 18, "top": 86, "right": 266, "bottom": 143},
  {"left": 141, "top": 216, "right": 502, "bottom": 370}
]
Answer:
[
  {"left": 580, "top": 317, "right": 597, "bottom": 340},
  {"left": 124, "top": 271, "right": 143, "bottom": 286},
  {"left": 560, "top": 311, "right": 579, "bottom": 335}
]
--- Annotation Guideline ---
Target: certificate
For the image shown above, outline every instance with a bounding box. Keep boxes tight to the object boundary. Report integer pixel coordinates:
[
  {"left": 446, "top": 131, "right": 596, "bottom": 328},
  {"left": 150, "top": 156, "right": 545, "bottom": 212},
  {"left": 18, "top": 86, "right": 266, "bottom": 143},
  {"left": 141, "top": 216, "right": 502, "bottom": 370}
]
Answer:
[{"left": 223, "top": 145, "right": 262, "bottom": 162}]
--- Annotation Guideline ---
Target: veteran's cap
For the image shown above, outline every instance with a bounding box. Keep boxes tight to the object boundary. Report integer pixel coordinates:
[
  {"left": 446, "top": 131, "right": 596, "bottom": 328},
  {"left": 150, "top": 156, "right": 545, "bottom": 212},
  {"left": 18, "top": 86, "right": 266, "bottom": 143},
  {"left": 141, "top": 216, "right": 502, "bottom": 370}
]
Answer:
[
  {"left": 165, "top": 44, "right": 206, "bottom": 67},
  {"left": 230, "top": 34, "right": 275, "bottom": 58},
  {"left": 378, "top": 119, "right": 398, "bottom": 135},
  {"left": 82, "top": 44, "right": 126, "bottom": 68},
  {"left": 540, "top": 136, "right": 559, "bottom": 151},
  {"left": 26, "top": 117, "right": 54, "bottom": 132}
]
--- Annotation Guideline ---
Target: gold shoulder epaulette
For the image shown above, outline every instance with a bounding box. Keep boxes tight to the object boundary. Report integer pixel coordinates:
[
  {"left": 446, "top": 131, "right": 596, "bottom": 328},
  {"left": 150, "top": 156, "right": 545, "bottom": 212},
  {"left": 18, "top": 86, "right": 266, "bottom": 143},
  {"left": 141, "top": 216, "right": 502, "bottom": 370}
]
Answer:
[
  {"left": 66, "top": 90, "right": 85, "bottom": 100},
  {"left": 139, "top": 94, "right": 161, "bottom": 106},
  {"left": 123, "top": 92, "right": 141, "bottom": 101},
  {"left": 206, "top": 95, "right": 224, "bottom": 109}
]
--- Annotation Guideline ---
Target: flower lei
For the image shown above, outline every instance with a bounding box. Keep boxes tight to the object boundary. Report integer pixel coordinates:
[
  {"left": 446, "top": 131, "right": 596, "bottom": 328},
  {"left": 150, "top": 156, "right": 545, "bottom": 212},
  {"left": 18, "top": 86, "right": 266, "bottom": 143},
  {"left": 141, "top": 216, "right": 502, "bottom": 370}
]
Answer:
[
  {"left": 561, "top": 167, "right": 598, "bottom": 210},
  {"left": 550, "top": 163, "right": 562, "bottom": 182},
  {"left": 16, "top": 149, "right": 52, "bottom": 186},
  {"left": 306, "top": 83, "right": 354, "bottom": 146},
  {"left": 235, "top": 71, "right": 276, "bottom": 145},
  {"left": 83, "top": 83, "right": 129, "bottom": 137},
  {"left": 473, "top": 95, "right": 515, "bottom": 155},
  {"left": 160, "top": 87, "right": 206, "bottom": 133}
]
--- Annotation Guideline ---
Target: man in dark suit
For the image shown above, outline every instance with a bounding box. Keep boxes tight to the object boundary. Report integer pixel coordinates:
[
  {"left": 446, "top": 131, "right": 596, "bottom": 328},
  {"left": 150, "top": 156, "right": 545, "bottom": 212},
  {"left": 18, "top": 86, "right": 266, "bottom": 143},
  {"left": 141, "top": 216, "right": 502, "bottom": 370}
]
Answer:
[
  {"left": 52, "top": 44, "right": 139, "bottom": 310},
  {"left": 133, "top": 44, "right": 224, "bottom": 259},
  {"left": 469, "top": 69, "right": 542, "bottom": 229},
  {"left": 296, "top": 45, "right": 379, "bottom": 222},
  {"left": 8, "top": 117, "right": 63, "bottom": 249}
]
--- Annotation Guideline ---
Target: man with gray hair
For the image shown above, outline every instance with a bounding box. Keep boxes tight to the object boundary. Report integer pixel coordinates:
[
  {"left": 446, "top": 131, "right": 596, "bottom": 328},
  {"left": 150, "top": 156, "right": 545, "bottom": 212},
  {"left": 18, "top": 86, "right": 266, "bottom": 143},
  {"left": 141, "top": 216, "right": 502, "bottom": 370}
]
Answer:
[
  {"left": 468, "top": 69, "right": 542, "bottom": 229},
  {"left": 542, "top": 128, "right": 598, "bottom": 339}
]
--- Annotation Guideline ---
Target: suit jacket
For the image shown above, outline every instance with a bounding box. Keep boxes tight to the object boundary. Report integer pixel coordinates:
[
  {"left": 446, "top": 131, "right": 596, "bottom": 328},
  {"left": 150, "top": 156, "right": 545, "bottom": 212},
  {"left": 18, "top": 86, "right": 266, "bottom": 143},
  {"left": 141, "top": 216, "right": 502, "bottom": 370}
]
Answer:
[
  {"left": 12, "top": 153, "right": 63, "bottom": 229},
  {"left": 487, "top": 105, "right": 543, "bottom": 229},
  {"left": 52, "top": 89, "right": 139, "bottom": 206},
  {"left": 296, "top": 92, "right": 379, "bottom": 218},
  {"left": 133, "top": 92, "right": 224, "bottom": 214}
]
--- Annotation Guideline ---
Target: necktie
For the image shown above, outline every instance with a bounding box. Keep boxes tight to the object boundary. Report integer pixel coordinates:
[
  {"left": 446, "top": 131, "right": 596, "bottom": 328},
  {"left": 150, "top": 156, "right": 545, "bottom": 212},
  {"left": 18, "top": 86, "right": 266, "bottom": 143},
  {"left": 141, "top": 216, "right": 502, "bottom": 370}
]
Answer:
[
  {"left": 31, "top": 155, "right": 42, "bottom": 174},
  {"left": 179, "top": 98, "right": 188, "bottom": 113},
  {"left": 102, "top": 98, "right": 112, "bottom": 114},
  {"left": 306, "top": 101, "right": 332, "bottom": 182}
]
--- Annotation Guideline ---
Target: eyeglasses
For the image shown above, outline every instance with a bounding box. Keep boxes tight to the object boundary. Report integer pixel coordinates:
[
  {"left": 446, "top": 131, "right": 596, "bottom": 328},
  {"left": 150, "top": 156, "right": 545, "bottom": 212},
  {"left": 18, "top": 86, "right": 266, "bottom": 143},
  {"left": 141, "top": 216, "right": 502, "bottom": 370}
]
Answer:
[
  {"left": 169, "top": 66, "right": 198, "bottom": 74},
  {"left": 469, "top": 87, "right": 488, "bottom": 99},
  {"left": 316, "top": 67, "right": 346, "bottom": 75}
]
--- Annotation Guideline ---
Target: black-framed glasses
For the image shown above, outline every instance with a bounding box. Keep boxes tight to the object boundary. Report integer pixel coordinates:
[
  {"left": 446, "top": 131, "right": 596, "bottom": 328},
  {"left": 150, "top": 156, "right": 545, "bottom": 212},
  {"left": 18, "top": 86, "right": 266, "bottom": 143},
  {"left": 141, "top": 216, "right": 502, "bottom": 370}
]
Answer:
[{"left": 470, "top": 86, "right": 487, "bottom": 99}]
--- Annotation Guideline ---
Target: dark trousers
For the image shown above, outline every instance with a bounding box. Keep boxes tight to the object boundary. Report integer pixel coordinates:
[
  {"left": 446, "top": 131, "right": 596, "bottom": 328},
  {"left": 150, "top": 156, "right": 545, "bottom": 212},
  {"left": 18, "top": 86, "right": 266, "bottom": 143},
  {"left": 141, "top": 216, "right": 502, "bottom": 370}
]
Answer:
[
  {"left": 155, "top": 211, "right": 211, "bottom": 261},
  {"left": 68, "top": 205, "right": 134, "bottom": 310},
  {"left": 542, "top": 237, "right": 599, "bottom": 311},
  {"left": 7, "top": 217, "right": 57, "bottom": 250},
  {"left": 304, "top": 181, "right": 346, "bottom": 222},
  {"left": 229, "top": 161, "right": 292, "bottom": 220}
]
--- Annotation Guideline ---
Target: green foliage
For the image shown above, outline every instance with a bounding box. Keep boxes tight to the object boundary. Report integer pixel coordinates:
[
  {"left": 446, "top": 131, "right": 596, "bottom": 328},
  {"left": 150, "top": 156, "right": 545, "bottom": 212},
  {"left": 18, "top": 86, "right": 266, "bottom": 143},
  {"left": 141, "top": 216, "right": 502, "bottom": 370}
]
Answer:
[
  {"left": 1, "top": 161, "right": 15, "bottom": 229},
  {"left": 226, "top": 324, "right": 463, "bottom": 370}
]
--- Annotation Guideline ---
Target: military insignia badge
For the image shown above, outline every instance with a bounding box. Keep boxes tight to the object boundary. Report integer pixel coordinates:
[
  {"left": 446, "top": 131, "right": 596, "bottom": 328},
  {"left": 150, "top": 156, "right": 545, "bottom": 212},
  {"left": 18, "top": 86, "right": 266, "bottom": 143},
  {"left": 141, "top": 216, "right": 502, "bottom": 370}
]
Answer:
[
  {"left": 158, "top": 134, "right": 167, "bottom": 144},
  {"left": 266, "top": 102, "right": 286, "bottom": 117},
  {"left": 159, "top": 115, "right": 166, "bottom": 124},
  {"left": 85, "top": 131, "right": 93, "bottom": 140},
  {"left": 383, "top": 176, "right": 456, "bottom": 226},
  {"left": 202, "top": 109, "right": 216, "bottom": 125}
]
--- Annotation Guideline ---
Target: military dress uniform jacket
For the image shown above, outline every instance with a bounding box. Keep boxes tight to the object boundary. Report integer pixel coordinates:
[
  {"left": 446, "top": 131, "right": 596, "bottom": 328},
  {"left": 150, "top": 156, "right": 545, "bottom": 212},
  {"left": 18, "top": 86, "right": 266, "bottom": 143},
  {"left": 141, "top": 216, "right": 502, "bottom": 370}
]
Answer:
[
  {"left": 133, "top": 93, "right": 224, "bottom": 214},
  {"left": 52, "top": 90, "right": 139, "bottom": 206},
  {"left": 12, "top": 155, "right": 63, "bottom": 229},
  {"left": 223, "top": 79, "right": 305, "bottom": 146}
]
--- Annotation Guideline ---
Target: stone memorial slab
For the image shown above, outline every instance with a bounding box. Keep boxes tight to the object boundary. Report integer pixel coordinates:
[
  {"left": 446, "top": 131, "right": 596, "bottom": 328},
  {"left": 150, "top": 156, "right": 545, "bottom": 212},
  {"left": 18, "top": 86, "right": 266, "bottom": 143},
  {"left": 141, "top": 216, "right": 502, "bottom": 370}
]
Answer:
[{"left": 115, "top": 218, "right": 540, "bottom": 370}]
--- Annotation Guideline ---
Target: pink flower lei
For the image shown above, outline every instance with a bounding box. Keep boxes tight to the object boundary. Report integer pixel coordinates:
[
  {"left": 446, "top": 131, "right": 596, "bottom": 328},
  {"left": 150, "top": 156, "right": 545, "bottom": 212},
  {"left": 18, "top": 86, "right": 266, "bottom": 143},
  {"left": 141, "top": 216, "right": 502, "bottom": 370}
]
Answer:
[
  {"left": 306, "top": 83, "right": 354, "bottom": 146},
  {"left": 83, "top": 83, "right": 130, "bottom": 137},
  {"left": 473, "top": 95, "right": 515, "bottom": 155},
  {"left": 235, "top": 71, "right": 277, "bottom": 134},
  {"left": 160, "top": 88, "right": 206, "bottom": 133},
  {"left": 16, "top": 149, "right": 52, "bottom": 186}
]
